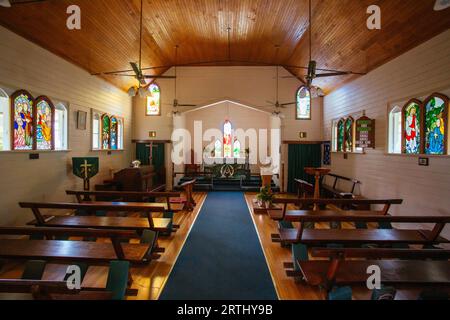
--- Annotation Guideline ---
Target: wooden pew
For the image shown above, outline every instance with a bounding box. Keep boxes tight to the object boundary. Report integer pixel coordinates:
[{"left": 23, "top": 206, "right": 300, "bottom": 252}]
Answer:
[
  {"left": 294, "top": 179, "right": 314, "bottom": 200},
  {"left": 270, "top": 198, "right": 403, "bottom": 221},
  {"left": 20, "top": 202, "right": 171, "bottom": 233},
  {"left": 0, "top": 227, "right": 155, "bottom": 265},
  {"left": 0, "top": 279, "right": 113, "bottom": 300},
  {"left": 273, "top": 210, "right": 450, "bottom": 245},
  {"left": 297, "top": 248, "right": 450, "bottom": 291},
  {"left": 65, "top": 190, "right": 183, "bottom": 212},
  {"left": 322, "top": 173, "right": 362, "bottom": 198},
  {"left": 173, "top": 179, "right": 196, "bottom": 211}
]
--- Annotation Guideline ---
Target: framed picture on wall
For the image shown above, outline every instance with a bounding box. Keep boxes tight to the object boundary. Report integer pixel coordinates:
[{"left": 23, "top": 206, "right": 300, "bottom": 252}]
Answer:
[{"left": 77, "top": 110, "right": 87, "bottom": 130}]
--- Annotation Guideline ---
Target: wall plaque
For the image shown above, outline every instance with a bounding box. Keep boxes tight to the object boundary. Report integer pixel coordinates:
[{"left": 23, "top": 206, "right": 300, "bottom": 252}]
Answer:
[{"left": 355, "top": 116, "right": 375, "bottom": 149}]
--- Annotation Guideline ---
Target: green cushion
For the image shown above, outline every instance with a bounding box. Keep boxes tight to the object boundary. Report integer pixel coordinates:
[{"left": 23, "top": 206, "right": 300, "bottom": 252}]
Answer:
[
  {"left": 163, "top": 211, "right": 174, "bottom": 234},
  {"left": 63, "top": 262, "right": 89, "bottom": 283},
  {"left": 278, "top": 220, "right": 294, "bottom": 229},
  {"left": 355, "top": 222, "right": 368, "bottom": 229},
  {"left": 378, "top": 222, "right": 393, "bottom": 229},
  {"left": 106, "top": 261, "right": 130, "bottom": 300},
  {"left": 328, "top": 286, "right": 352, "bottom": 300},
  {"left": 22, "top": 260, "right": 47, "bottom": 280},
  {"left": 292, "top": 243, "right": 308, "bottom": 271}
]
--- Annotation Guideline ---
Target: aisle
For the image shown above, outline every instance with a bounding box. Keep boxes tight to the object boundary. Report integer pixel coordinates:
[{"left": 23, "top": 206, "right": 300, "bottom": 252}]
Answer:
[{"left": 159, "top": 192, "right": 277, "bottom": 300}]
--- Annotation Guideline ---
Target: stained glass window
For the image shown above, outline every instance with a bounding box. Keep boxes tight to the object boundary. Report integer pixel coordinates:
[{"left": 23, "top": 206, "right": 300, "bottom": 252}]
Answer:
[
  {"left": 36, "top": 97, "right": 54, "bottom": 150},
  {"left": 101, "top": 114, "right": 110, "bottom": 149},
  {"left": 402, "top": 100, "right": 422, "bottom": 154},
  {"left": 296, "top": 86, "right": 311, "bottom": 120},
  {"left": 424, "top": 94, "right": 448, "bottom": 155},
  {"left": 214, "top": 139, "right": 222, "bottom": 158},
  {"left": 337, "top": 119, "right": 345, "bottom": 152},
  {"left": 12, "top": 91, "right": 34, "bottom": 150},
  {"left": 233, "top": 139, "right": 241, "bottom": 158},
  {"left": 223, "top": 120, "right": 232, "bottom": 158},
  {"left": 110, "top": 117, "right": 118, "bottom": 150},
  {"left": 146, "top": 83, "right": 161, "bottom": 116},
  {"left": 345, "top": 117, "right": 354, "bottom": 152}
]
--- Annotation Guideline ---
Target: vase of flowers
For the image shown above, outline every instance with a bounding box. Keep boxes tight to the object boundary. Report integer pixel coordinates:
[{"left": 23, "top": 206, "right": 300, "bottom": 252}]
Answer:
[{"left": 256, "top": 186, "right": 274, "bottom": 208}]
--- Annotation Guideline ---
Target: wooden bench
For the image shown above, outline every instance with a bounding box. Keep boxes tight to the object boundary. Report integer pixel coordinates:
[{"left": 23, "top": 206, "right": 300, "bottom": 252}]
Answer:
[
  {"left": 0, "top": 227, "right": 157, "bottom": 265},
  {"left": 0, "top": 279, "right": 114, "bottom": 300},
  {"left": 294, "top": 179, "right": 314, "bottom": 200},
  {"left": 270, "top": 198, "right": 403, "bottom": 221},
  {"left": 66, "top": 190, "right": 183, "bottom": 211},
  {"left": 322, "top": 173, "right": 362, "bottom": 198},
  {"left": 297, "top": 248, "right": 450, "bottom": 291},
  {"left": 273, "top": 211, "right": 450, "bottom": 245},
  {"left": 20, "top": 202, "right": 172, "bottom": 234}
]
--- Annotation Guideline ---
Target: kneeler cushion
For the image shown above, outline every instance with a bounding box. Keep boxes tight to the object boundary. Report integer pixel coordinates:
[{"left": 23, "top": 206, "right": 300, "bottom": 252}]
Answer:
[{"left": 328, "top": 286, "right": 352, "bottom": 300}]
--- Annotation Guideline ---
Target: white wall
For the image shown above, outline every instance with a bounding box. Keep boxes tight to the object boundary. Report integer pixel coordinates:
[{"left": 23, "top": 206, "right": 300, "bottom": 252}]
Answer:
[
  {"left": 0, "top": 26, "right": 132, "bottom": 226},
  {"left": 132, "top": 66, "right": 323, "bottom": 189},
  {"left": 132, "top": 66, "right": 323, "bottom": 142},
  {"left": 323, "top": 30, "right": 450, "bottom": 238}
]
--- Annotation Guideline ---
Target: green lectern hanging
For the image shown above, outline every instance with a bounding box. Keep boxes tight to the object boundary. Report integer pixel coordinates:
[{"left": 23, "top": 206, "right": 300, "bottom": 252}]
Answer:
[{"left": 72, "top": 157, "right": 99, "bottom": 191}]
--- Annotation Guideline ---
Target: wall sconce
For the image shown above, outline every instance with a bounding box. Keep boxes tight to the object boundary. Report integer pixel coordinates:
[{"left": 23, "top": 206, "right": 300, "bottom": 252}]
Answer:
[{"left": 149, "top": 131, "right": 157, "bottom": 138}]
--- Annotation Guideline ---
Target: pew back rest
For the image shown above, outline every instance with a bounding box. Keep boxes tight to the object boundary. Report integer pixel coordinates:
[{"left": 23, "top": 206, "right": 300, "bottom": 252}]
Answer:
[{"left": 0, "top": 226, "right": 139, "bottom": 240}]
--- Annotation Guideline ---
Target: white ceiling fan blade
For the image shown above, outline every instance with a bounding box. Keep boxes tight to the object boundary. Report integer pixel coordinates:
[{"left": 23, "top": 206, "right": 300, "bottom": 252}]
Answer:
[
  {"left": 0, "top": 0, "right": 11, "bottom": 7},
  {"left": 434, "top": 0, "right": 450, "bottom": 11}
]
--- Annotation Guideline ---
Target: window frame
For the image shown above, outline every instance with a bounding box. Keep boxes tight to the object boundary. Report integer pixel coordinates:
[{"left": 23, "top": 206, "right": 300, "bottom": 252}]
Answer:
[
  {"left": 388, "top": 105, "right": 402, "bottom": 154},
  {"left": 146, "top": 82, "right": 161, "bottom": 116},
  {"left": 0, "top": 87, "right": 10, "bottom": 151},
  {"left": 423, "top": 92, "right": 449, "bottom": 155},
  {"left": 34, "top": 95, "right": 56, "bottom": 151},
  {"left": 54, "top": 102, "right": 69, "bottom": 151},
  {"left": 92, "top": 109, "right": 124, "bottom": 151},
  {"left": 295, "top": 86, "right": 312, "bottom": 121},
  {"left": 401, "top": 98, "right": 423, "bottom": 155}
]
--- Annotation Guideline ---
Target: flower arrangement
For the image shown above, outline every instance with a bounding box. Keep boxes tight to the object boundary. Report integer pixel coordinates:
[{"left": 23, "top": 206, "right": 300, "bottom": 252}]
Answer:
[{"left": 256, "top": 186, "right": 274, "bottom": 208}]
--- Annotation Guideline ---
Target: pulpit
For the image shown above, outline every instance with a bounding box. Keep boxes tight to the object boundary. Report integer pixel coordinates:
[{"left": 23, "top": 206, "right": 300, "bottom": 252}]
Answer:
[{"left": 96, "top": 165, "right": 156, "bottom": 193}]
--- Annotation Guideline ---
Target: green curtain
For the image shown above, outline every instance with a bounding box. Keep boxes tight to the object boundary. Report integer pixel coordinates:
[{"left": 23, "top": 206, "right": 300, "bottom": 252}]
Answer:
[
  {"left": 136, "top": 143, "right": 165, "bottom": 186},
  {"left": 287, "top": 144, "right": 322, "bottom": 193}
]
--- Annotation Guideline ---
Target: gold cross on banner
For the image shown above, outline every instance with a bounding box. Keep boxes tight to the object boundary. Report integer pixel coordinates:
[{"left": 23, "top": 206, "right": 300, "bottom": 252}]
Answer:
[{"left": 80, "top": 160, "right": 92, "bottom": 180}]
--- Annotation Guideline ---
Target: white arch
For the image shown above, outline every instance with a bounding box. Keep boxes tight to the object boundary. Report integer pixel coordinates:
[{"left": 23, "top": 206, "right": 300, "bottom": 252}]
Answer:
[{"left": 182, "top": 99, "right": 272, "bottom": 116}]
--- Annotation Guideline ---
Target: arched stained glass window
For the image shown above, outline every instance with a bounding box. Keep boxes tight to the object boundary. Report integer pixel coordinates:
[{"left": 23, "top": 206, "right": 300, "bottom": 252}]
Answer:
[
  {"left": 424, "top": 94, "right": 448, "bottom": 155},
  {"left": 214, "top": 139, "right": 222, "bottom": 158},
  {"left": 337, "top": 119, "right": 345, "bottom": 152},
  {"left": 110, "top": 117, "right": 118, "bottom": 150},
  {"left": 402, "top": 99, "right": 422, "bottom": 154},
  {"left": 345, "top": 117, "right": 354, "bottom": 152},
  {"left": 11, "top": 90, "right": 34, "bottom": 150},
  {"left": 146, "top": 83, "right": 161, "bottom": 116},
  {"left": 233, "top": 139, "right": 241, "bottom": 158},
  {"left": 101, "top": 114, "right": 110, "bottom": 150},
  {"left": 223, "top": 120, "right": 232, "bottom": 158},
  {"left": 35, "top": 96, "right": 54, "bottom": 150},
  {"left": 296, "top": 86, "right": 311, "bottom": 120}
]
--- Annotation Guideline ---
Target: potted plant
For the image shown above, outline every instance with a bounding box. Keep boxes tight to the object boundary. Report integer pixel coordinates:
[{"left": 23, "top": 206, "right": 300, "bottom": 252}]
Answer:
[{"left": 256, "top": 186, "right": 274, "bottom": 208}]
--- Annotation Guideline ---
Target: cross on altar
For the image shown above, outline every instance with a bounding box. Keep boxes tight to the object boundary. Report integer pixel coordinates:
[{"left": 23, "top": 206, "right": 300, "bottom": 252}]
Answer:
[{"left": 145, "top": 143, "right": 158, "bottom": 165}]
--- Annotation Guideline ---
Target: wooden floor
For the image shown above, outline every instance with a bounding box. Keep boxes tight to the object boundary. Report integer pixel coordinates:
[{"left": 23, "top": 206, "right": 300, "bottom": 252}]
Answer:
[
  {"left": 244, "top": 192, "right": 429, "bottom": 300},
  {"left": 0, "top": 192, "right": 432, "bottom": 300},
  {"left": 0, "top": 192, "right": 207, "bottom": 300}
]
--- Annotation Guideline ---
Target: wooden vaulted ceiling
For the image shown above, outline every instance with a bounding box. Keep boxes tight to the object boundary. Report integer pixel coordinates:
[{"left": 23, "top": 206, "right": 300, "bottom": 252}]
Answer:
[{"left": 0, "top": 0, "right": 449, "bottom": 93}]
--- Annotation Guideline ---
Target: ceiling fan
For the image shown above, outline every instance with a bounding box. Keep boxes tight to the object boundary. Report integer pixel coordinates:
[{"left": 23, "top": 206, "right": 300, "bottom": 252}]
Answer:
[
  {"left": 165, "top": 45, "right": 197, "bottom": 117},
  {"left": 93, "top": 0, "right": 176, "bottom": 97},
  {"left": 261, "top": 66, "right": 296, "bottom": 118},
  {"left": 289, "top": 0, "right": 365, "bottom": 98},
  {"left": 434, "top": 0, "right": 450, "bottom": 11}
]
